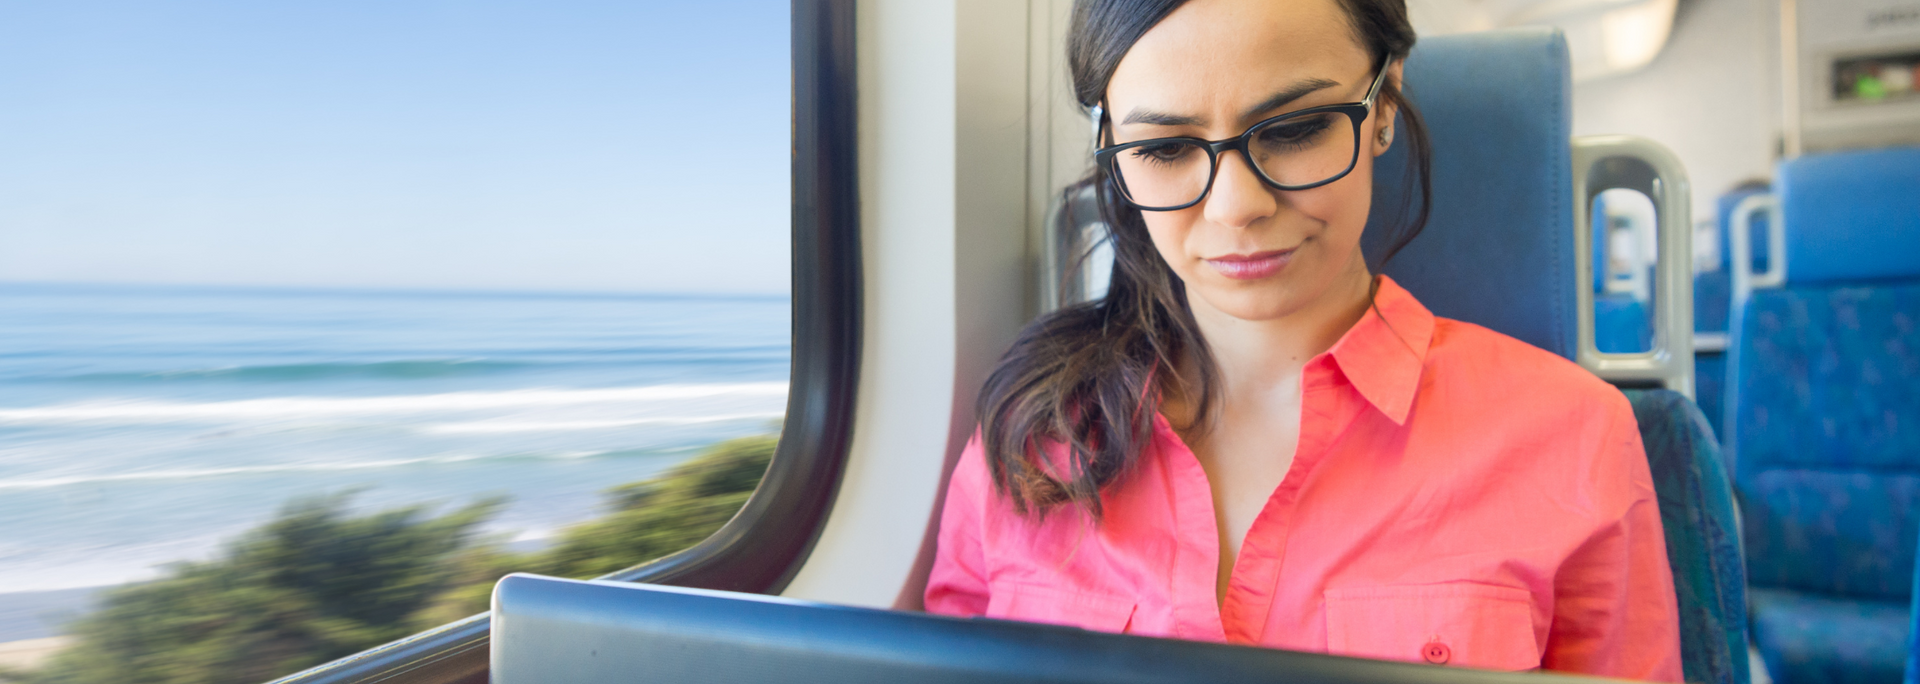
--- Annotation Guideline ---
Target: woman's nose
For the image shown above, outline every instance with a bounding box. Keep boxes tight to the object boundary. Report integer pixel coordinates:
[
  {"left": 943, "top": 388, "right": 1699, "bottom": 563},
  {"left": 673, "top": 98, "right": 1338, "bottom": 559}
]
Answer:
[{"left": 1201, "top": 150, "right": 1278, "bottom": 229}]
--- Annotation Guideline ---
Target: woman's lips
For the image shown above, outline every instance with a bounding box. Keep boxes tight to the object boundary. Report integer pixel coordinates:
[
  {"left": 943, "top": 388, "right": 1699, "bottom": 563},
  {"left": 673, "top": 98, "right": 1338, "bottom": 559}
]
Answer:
[{"left": 1205, "top": 249, "right": 1294, "bottom": 280}]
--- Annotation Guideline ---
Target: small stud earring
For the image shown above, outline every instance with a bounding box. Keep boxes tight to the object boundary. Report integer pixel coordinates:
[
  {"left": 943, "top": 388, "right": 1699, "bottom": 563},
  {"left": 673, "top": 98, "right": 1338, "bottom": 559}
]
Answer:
[{"left": 1377, "top": 128, "right": 1393, "bottom": 147}]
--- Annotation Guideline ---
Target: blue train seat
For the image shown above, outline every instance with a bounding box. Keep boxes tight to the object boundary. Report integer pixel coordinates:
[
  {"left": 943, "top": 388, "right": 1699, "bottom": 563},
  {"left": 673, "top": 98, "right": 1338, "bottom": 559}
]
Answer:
[
  {"left": 1699, "top": 185, "right": 1774, "bottom": 437},
  {"left": 1695, "top": 345, "right": 1727, "bottom": 445},
  {"left": 1695, "top": 185, "right": 1774, "bottom": 442},
  {"left": 1628, "top": 388, "right": 1751, "bottom": 684},
  {"left": 1363, "top": 27, "right": 1747, "bottom": 684},
  {"left": 1726, "top": 146, "right": 1920, "bottom": 684}
]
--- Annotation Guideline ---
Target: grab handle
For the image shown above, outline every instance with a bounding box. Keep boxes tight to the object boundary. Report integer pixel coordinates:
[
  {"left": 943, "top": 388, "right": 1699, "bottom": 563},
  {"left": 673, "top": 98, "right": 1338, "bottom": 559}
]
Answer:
[
  {"left": 1728, "top": 193, "right": 1785, "bottom": 301},
  {"left": 1572, "top": 135, "right": 1695, "bottom": 398}
]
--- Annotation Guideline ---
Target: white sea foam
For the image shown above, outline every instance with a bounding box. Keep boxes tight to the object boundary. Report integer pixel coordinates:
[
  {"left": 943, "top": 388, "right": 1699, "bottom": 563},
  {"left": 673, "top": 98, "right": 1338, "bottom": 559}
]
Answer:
[
  {"left": 0, "top": 382, "right": 788, "bottom": 424},
  {"left": 0, "top": 450, "right": 654, "bottom": 490},
  {"left": 423, "top": 411, "right": 785, "bottom": 434}
]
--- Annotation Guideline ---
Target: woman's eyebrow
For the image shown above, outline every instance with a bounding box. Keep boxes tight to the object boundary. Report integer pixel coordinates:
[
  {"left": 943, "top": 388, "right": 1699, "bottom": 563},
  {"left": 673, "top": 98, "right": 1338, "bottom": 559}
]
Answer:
[
  {"left": 1239, "top": 78, "right": 1340, "bottom": 120},
  {"left": 1119, "top": 108, "right": 1206, "bottom": 127},
  {"left": 1118, "top": 78, "right": 1342, "bottom": 128}
]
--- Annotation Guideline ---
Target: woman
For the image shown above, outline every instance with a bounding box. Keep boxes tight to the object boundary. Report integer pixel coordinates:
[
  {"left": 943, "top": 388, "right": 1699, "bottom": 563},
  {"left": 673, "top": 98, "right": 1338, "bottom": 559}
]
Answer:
[{"left": 923, "top": 0, "right": 1683, "bottom": 680}]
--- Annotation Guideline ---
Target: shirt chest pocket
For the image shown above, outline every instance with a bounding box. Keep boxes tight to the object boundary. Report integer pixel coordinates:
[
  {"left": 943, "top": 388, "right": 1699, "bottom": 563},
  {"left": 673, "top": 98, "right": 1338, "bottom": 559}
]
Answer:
[
  {"left": 984, "top": 578, "right": 1136, "bottom": 634},
  {"left": 1324, "top": 583, "right": 1541, "bottom": 671}
]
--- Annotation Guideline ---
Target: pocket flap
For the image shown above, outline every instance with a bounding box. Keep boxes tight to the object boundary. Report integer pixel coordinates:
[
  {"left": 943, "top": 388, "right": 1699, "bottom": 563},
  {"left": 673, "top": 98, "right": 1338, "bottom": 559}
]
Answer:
[
  {"left": 985, "top": 579, "right": 1136, "bottom": 633},
  {"left": 1325, "top": 583, "right": 1540, "bottom": 671}
]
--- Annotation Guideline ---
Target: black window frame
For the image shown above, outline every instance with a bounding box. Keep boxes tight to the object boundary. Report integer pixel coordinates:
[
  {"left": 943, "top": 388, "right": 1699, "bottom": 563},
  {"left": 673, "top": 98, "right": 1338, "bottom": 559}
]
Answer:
[{"left": 265, "top": 1, "right": 860, "bottom": 681}]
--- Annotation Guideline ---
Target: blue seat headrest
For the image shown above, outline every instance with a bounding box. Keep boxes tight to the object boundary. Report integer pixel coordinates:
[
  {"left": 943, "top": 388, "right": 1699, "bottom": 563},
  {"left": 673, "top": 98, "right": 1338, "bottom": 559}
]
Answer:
[
  {"left": 1777, "top": 146, "right": 1920, "bottom": 285},
  {"left": 1366, "top": 27, "right": 1576, "bottom": 360}
]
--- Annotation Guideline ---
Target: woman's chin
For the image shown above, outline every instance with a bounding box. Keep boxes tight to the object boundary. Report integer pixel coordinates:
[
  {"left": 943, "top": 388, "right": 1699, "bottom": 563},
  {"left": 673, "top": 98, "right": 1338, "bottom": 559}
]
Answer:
[{"left": 1192, "top": 289, "right": 1309, "bottom": 323}]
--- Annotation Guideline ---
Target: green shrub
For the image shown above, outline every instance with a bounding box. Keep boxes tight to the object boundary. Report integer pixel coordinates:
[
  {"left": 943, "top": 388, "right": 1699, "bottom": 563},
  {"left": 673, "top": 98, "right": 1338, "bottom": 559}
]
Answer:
[
  {"left": 28, "top": 494, "right": 498, "bottom": 684},
  {"left": 542, "top": 434, "right": 776, "bottom": 579},
  {"left": 19, "top": 434, "right": 777, "bottom": 684}
]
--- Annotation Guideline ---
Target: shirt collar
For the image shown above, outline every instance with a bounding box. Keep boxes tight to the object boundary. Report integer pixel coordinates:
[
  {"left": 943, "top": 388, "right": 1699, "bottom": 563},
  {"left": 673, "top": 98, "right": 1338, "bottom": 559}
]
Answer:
[{"left": 1322, "top": 275, "right": 1434, "bottom": 425}]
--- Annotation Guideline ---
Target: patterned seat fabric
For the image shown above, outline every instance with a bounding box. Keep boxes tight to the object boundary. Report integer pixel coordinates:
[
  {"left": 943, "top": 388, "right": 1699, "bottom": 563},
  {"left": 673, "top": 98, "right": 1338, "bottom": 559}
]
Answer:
[
  {"left": 1737, "top": 285, "right": 1920, "bottom": 599},
  {"left": 1750, "top": 589, "right": 1909, "bottom": 684},
  {"left": 1734, "top": 285, "right": 1920, "bottom": 480},
  {"left": 1626, "top": 388, "right": 1749, "bottom": 684},
  {"left": 1735, "top": 285, "right": 1920, "bottom": 684}
]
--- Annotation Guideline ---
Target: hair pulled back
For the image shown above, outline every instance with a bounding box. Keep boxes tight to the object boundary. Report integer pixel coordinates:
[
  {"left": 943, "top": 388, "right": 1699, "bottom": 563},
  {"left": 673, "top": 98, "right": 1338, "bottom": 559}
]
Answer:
[{"left": 977, "top": 0, "right": 1433, "bottom": 517}]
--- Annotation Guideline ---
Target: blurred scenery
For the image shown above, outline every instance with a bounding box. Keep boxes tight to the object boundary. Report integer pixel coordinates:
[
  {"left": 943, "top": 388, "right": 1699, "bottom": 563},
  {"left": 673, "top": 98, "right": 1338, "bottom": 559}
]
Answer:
[
  {"left": 0, "top": 0, "right": 791, "bottom": 681},
  {"left": 0, "top": 283, "right": 789, "bottom": 598},
  {"left": 0, "top": 284, "right": 789, "bottom": 682}
]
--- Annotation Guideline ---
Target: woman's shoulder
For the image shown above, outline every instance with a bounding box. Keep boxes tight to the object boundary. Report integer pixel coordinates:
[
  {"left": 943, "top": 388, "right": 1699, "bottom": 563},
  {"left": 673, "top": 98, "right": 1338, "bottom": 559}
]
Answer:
[
  {"left": 1416, "top": 318, "right": 1652, "bottom": 515},
  {"left": 1421, "top": 316, "right": 1635, "bottom": 425}
]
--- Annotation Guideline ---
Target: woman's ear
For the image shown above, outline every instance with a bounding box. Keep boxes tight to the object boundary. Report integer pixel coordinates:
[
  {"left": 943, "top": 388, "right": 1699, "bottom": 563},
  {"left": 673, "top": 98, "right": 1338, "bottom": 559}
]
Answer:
[{"left": 1371, "top": 59, "right": 1407, "bottom": 158}]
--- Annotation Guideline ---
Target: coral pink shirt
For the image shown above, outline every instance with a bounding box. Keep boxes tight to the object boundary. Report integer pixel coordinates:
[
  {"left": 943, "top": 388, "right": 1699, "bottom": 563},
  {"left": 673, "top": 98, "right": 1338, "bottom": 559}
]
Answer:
[{"left": 926, "top": 277, "right": 1683, "bottom": 681}]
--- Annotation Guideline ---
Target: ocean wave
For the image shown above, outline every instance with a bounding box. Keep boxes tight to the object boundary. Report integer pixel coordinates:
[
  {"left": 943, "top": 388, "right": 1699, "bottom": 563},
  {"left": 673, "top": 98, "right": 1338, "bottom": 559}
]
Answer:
[
  {"left": 13, "top": 353, "right": 787, "bottom": 384},
  {"left": 0, "top": 448, "right": 673, "bottom": 490},
  {"left": 54, "top": 359, "right": 537, "bottom": 383},
  {"left": 425, "top": 412, "right": 785, "bottom": 434},
  {"left": 0, "top": 382, "right": 789, "bottom": 424}
]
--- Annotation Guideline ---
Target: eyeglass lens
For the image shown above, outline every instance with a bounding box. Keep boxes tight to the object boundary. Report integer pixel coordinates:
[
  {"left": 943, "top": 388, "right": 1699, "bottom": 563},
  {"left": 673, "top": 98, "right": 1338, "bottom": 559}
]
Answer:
[{"left": 1110, "top": 111, "right": 1354, "bottom": 209}]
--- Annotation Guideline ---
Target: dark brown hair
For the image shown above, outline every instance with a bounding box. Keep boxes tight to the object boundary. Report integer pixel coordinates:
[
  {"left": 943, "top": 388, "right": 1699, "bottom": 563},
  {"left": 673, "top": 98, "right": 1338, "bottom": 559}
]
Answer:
[{"left": 975, "top": 0, "right": 1433, "bottom": 517}]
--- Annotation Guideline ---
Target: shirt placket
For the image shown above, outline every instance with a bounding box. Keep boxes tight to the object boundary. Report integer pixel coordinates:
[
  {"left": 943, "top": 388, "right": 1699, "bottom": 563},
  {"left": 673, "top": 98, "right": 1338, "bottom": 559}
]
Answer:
[
  {"left": 1163, "top": 422, "right": 1230, "bottom": 642},
  {"left": 1218, "top": 358, "right": 1368, "bottom": 644}
]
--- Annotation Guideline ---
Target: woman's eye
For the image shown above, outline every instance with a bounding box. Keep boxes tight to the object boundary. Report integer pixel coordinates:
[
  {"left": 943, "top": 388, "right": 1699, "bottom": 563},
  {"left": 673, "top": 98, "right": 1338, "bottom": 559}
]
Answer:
[
  {"left": 1128, "top": 143, "right": 1197, "bottom": 166},
  {"left": 1256, "top": 116, "right": 1333, "bottom": 149}
]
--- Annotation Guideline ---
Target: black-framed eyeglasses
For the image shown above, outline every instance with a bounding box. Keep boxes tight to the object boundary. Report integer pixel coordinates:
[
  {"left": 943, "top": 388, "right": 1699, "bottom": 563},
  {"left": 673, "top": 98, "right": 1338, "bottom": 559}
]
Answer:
[{"left": 1090, "top": 57, "right": 1392, "bottom": 211}]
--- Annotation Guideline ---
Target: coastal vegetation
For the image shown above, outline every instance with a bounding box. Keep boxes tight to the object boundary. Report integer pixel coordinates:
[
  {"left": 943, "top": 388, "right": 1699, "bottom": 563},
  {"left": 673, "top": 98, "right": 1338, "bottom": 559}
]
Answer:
[{"left": 6, "top": 434, "right": 776, "bottom": 684}]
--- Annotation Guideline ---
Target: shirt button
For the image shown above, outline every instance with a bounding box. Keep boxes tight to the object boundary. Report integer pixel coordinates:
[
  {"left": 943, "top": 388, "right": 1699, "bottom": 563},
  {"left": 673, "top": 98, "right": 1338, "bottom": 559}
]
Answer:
[{"left": 1422, "top": 641, "right": 1451, "bottom": 664}]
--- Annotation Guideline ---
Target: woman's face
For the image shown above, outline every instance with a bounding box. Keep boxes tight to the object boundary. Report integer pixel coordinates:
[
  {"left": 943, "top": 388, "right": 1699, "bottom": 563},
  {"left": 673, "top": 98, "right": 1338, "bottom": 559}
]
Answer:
[{"left": 1104, "top": 0, "right": 1399, "bottom": 322}]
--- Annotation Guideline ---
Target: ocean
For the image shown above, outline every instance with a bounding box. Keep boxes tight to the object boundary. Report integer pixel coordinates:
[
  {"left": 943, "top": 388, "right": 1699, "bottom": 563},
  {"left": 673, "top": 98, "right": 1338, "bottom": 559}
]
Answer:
[{"left": 0, "top": 282, "right": 790, "bottom": 595}]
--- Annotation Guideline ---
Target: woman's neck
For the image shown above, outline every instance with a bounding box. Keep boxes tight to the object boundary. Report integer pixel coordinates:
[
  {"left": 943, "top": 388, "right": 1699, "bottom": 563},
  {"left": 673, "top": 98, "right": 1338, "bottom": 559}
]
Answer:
[{"left": 1185, "top": 262, "right": 1375, "bottom": 401}]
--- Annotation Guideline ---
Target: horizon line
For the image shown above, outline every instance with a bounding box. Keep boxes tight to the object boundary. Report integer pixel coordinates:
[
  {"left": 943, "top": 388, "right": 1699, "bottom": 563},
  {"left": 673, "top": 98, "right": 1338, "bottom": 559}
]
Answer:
[{"left": 0, "top": 279, "right": 792, "bottom": 301}]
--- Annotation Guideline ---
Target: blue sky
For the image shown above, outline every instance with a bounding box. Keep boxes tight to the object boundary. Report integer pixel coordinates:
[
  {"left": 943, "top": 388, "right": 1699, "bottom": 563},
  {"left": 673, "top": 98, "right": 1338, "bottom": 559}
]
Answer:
[{"left": 0, "top": 0, "right": 791, "bottom": 294}]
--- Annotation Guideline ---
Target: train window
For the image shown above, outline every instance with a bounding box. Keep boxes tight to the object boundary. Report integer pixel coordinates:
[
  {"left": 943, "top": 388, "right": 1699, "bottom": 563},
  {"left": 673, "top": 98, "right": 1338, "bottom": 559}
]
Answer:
[{"left": 0, "top": 2, "right": 859, "bottom": 682}]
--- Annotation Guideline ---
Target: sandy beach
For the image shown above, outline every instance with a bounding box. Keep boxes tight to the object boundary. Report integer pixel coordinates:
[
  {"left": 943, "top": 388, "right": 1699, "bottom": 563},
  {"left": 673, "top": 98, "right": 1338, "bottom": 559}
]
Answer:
[
  {"left": 0, "top": 587, "right": 103, "bottom": 673},
  {"left": 0, "top": 636, "right": 72, "bottom": 671}
]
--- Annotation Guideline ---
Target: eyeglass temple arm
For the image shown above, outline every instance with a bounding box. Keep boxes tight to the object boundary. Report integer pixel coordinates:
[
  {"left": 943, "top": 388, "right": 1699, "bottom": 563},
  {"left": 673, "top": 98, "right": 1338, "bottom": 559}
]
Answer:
[
  {"left": 1360, "top": 55, "right": 1394, "bottom": 107},
  {"left": 1090, "top": 103, "right": 1104, "bottom": 149}
]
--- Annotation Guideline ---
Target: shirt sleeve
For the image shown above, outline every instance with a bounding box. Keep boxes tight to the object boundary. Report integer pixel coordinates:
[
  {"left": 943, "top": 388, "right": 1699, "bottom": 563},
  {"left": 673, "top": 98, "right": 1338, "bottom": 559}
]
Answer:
[
  {"left": 1542, "top": 400, "right": 1685, "bottom": 683},
  {"left": 924, "top": 433, "right": 992, "bottom": 616}
]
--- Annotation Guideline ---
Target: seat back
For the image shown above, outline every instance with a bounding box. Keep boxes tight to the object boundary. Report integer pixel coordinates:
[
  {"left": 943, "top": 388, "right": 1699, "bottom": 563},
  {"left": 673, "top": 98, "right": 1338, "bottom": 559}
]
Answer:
[
  {"left": 1728, "top": 146, "right": 1920, "bottom": 601},
  {"left": 1693, "top": 186, "right": 1772, "bottom": 446},
  {"left": 1626, "top": 389, "right": 1749, "bottom": 684},
  {"left": 1364, "top": 28, "right": 1576, "bottom": 360}
]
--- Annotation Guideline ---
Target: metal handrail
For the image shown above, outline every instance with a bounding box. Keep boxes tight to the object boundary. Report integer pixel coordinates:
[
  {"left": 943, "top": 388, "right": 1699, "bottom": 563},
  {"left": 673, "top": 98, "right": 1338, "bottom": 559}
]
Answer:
[
  {"left": 1572, "top": 135, "right": 1696, "bottom": 398},
  {"left": 1729, "top": 192, "right": 1785, "bottom": 299}
]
